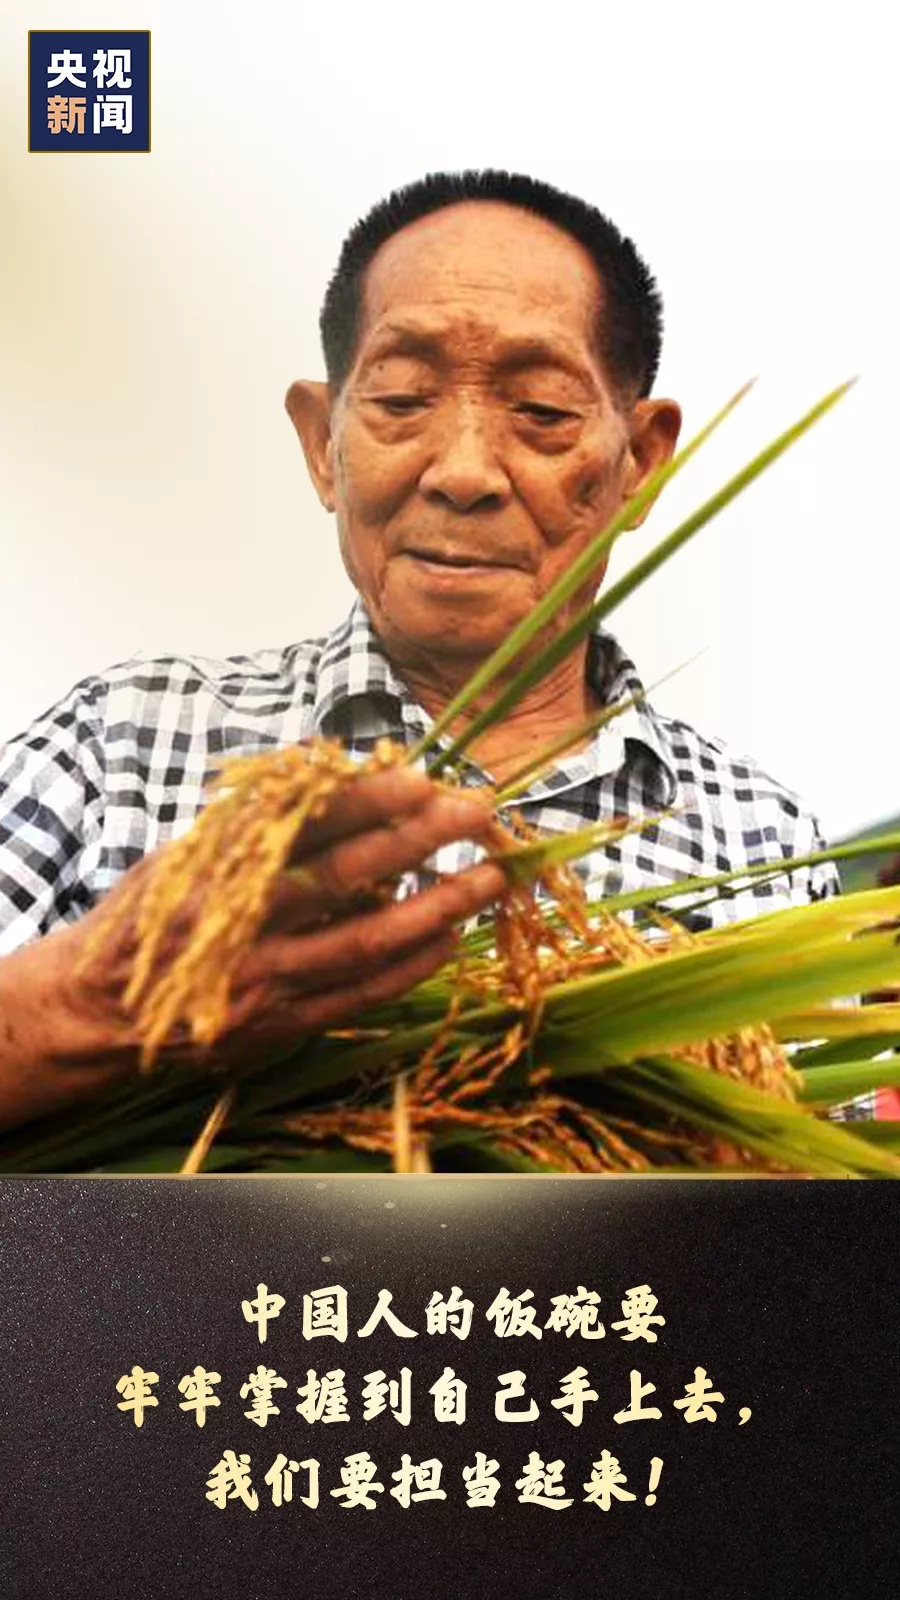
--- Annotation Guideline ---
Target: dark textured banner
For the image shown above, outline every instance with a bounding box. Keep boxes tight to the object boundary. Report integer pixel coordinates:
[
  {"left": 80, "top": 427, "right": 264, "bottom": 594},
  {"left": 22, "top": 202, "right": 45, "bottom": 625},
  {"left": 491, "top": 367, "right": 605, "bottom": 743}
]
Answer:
[{"left": 0, "top": 1178, "right": 896, "bottom": 1598}]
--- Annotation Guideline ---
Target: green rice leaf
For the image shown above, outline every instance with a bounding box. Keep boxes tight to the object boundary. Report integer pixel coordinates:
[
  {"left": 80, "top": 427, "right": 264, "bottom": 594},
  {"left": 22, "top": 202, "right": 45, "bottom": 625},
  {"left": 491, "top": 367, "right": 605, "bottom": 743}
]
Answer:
[
  {"left": 797, "top": 1056, "right": 900, "bottom": 1105},
  {"left": 429, "top": 381, "right": 852, "bottom": 774},
  {"left": 494, "top": 652, "right": 705, "bottom": 804},
  {"left": 612, "top": 1057, "right": 900, "bottom": 1176},
  {"left": 540, "top": 891, "right": 900, "bottom": 1062},
  {"left": 408, "top": 382, "right": 754, "bottom": 767},
  {"left": 591, "top": 838, "right": 900, "bottom": 922}
]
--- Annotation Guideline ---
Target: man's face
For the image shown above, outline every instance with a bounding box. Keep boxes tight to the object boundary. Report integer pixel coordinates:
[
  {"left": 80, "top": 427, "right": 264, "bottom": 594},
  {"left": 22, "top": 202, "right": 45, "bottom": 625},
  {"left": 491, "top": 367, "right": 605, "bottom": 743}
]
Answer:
[{"left": 292, "top": 202, "right": 679, "bottom": 673}]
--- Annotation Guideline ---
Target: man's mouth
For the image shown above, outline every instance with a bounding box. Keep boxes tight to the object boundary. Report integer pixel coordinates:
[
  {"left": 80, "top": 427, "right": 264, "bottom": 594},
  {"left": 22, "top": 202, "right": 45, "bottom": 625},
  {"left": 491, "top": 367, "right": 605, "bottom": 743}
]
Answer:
[{"left": 401, "top": 547, "right": 521, "bottom": 573}]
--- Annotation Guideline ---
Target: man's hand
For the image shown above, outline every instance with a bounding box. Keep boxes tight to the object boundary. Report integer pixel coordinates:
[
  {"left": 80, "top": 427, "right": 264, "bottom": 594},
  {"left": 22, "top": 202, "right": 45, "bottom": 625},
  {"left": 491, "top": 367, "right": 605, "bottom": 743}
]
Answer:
[{"left": 0, "top": 767, "right": 505, "bottom": 1131}]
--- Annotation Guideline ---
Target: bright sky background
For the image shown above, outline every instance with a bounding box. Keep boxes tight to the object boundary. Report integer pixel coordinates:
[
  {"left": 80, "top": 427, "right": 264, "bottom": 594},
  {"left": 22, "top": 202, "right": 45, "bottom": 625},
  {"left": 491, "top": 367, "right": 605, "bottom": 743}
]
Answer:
[{"left": 1, "top": 1, "right": 897, "bottom": 839}]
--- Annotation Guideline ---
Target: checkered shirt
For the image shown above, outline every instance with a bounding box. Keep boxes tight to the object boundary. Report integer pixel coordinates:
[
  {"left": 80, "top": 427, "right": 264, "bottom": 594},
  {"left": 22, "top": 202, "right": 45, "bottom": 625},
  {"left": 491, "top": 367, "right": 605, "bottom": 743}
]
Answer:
[{"left": 1, "top": 598, "right": 867, "bottom": 1116}]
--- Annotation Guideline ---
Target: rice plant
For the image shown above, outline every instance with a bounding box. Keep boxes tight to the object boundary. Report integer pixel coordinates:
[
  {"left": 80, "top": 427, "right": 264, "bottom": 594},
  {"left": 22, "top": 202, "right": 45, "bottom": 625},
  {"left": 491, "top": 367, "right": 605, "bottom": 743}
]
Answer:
[{"left": 2, "top": 379, "right": 897, "bottom": 1177}]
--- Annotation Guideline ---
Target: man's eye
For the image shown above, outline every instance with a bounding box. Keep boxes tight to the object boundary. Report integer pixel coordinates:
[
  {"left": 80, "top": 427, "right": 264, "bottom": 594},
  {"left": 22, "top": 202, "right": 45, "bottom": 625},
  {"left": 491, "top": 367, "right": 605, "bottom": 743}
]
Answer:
[
  {"left": 515, "top": 403, "right": 577, "bottom": 425},
  {"left": 375, "top": 395, "right": 430, "bottom": 415}
]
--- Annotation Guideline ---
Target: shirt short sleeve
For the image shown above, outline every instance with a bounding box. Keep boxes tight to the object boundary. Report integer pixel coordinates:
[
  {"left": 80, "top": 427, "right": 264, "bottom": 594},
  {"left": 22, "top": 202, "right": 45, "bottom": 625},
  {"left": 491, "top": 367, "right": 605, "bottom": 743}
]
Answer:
[{"left": 0, "top": 679, "right": 108, "bottom": 953}]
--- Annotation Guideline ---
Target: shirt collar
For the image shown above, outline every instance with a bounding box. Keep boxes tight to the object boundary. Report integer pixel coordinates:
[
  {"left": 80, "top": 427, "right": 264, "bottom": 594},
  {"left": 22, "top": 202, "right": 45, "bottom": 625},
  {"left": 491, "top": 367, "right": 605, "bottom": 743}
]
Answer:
[
  {"left": 312, "top": 599, "right": 411, "bottom": 731},
  {"left": 312, "top": 597, "right": 678, "bottom": 805},
  {"left": 585, "top": 629, "right": 679, "bottom": 805}
]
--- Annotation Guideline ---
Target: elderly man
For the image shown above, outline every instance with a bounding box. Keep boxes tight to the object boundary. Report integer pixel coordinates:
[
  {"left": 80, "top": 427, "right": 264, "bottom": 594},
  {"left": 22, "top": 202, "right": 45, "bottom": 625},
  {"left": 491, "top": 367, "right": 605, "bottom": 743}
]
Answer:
[{"left": 0, "top": 170, "right": 837, "bottom": 1132}]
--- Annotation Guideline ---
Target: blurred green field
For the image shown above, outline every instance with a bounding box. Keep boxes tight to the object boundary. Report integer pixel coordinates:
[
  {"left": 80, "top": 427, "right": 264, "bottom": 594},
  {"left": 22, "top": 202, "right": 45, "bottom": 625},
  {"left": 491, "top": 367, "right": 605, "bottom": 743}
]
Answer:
[{"left": 836, "top": 812, "right": 900, "bottom": 892}]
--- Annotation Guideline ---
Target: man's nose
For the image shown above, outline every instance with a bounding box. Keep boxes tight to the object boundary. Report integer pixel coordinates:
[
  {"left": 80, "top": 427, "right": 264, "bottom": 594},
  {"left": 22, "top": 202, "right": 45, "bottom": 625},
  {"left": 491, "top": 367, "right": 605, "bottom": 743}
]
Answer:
[{"left": 418, "top": 401, "right": 511, "bottom": 510}]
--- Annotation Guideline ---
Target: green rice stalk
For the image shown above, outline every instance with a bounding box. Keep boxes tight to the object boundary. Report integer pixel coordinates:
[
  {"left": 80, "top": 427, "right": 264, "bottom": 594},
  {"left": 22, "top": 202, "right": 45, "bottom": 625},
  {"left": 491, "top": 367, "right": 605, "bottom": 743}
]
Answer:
[
  {"left": 428, "top": 382, "right": 852, "bottom": 774},
  {"left": 409, "top": 382, "right": 755, "bottom": 766}
]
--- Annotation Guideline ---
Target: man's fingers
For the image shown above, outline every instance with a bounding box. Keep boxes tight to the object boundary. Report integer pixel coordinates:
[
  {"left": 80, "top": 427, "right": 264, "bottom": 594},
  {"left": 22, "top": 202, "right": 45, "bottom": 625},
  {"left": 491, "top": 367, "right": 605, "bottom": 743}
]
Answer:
[
  {"left": 276, "top": 790, "right": 497, "bottom": 924},
  {"left": 256, "top": 860, "right": 505, "bottom": 992},
  {"left": 288, "top": 766, "right": 434, "bottom": 859},
  {"left": 285, "top": 929, "right": 461, "bottom": 1033}
]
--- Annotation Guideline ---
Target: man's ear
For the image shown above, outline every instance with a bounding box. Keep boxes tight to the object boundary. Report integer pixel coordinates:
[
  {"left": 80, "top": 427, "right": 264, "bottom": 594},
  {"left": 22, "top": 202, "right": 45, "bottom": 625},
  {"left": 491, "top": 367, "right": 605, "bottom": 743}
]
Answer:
[
  {"left": 285, "top": 380, "right": 336, "bottom": 511},
  {"left": 622, "top": 398, "right": 682, "bottom": 527}
]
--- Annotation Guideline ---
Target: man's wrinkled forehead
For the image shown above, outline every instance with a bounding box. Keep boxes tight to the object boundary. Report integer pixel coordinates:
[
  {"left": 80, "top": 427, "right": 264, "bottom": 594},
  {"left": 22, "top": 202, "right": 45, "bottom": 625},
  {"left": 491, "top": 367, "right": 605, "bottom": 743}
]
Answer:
[
  {"left": 354, "top": 201, "right": 606, "bottom": 372},
  {"left": 356, "top": 314, "right": 603, "bottom": 394}
]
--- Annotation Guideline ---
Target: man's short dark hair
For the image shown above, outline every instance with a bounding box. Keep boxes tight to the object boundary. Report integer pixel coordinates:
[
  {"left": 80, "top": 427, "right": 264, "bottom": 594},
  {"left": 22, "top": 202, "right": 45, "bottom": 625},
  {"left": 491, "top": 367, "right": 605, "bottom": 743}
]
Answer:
[{"left": 319, "top": 169, "right": 664, "bottom": 403}]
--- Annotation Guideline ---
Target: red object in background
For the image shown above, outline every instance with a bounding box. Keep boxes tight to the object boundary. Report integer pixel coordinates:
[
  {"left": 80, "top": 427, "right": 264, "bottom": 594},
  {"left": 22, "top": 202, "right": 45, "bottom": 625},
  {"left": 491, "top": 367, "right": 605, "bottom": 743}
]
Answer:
[
  {"left": 876, "top": 1087, "right": 900, "bottom": 1119},
  {"left": 872, "top": 854, "right": 900, "bottom": 1119}
]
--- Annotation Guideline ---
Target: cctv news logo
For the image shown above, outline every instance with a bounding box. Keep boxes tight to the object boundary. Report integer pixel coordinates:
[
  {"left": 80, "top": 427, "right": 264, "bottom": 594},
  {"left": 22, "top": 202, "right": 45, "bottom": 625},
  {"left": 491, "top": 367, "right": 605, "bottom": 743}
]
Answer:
[{"left": 28, "top": 31, "right": 151, "bottom": 152}]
